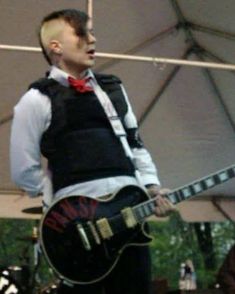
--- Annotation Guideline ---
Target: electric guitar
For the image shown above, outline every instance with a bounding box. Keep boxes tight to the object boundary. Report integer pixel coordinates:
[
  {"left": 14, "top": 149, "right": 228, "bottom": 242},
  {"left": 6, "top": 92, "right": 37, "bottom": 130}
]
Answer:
[{"left": 40, "top": 164, "right": 235, "bottom": 285}]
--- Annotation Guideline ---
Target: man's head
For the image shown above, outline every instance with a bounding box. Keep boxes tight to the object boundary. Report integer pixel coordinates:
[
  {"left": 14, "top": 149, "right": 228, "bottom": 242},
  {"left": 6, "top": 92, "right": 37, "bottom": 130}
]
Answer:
[{"left": 39, "top": 9, "right": 96, "bottom": 77}]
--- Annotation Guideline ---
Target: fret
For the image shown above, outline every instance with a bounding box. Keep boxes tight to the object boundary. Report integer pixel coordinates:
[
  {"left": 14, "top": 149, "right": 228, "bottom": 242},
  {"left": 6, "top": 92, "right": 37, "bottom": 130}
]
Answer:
[
  {"left": 200, "top": 179, "right": 208, "bottom": 191},
  {"left": 167, "top": 192, "right": 178, "bottom": 204},
  {"left": 143, "top": 204, "right": 151, "bottom": 216},
  {"left": 136, "top": 206, "right": 145, "bottom": 219},
  {"left": 228, "top": 167, "right": 235, "bottom": 178},
  {"left": 168, "top": 191, "right": 181, "bottom": 204},
  {"left": 168, "top": 191, "right": 185, "bottom": 203},
  {"left": 174, "top": 191, "right": 182, "bottom": 203},
  {"left": 192, "top": 182, "right": 203, "bottom": 194},
  {"left": 134, "top": 201, "right": 155, "bottom": 222},
  {"left": 149, "top": 202, "right": 155, "bottom": 212},
  {"left": 181, "top": 187, "right": 192, "bottom": 199},
  {"left": 204, "top": 177, "right": 216, "bottom": 188},
  {"left": 218, "top": 171, "right": 229, "bottom": 182},
  {"left": 170, "top": 188, "right": 192, "bottom": 204}
]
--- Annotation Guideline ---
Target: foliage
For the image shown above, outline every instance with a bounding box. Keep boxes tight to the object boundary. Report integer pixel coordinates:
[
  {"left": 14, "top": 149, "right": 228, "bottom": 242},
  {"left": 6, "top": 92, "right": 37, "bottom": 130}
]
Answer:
[
  {"left": 149, "top": 212, "right": 235, "bottom": 290},
  {"left": 0, "top": 219, "right": 34, "bottom": 267},
  {"left": 0, "top": 219, "right": 53, "bottom": 290}
]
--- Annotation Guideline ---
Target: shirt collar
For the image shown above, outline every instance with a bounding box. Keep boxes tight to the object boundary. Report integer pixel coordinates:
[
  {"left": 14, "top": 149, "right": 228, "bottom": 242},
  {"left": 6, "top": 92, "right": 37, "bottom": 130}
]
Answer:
[{"left": 48, "top": 66, "right": 95, "bottom": 87}]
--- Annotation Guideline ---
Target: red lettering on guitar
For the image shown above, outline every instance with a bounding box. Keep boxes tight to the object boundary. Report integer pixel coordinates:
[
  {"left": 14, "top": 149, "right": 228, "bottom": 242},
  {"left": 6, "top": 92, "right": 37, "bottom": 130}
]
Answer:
[
  {"left": 50, "top": 211, "right": 70, "bottom": 228},
  {"left": 44, "top": 196, "right": 99, "bottom": 233},
  {"left": 77, "top": 197, "right": 90, "bottom": 218},
  {"left": 59, "top": 199, "right": 80, "bottom": 219},
  {"left": 89, "top": 198, "right": 99, "bottom": 219},
  {"left": 76, "top": 197, "right": 99, "bottom": 219},
  {"left": 44, "top": 217, "right": 63, "bottom": 233},
  {"left": 44, "top": 211, "right": 70, "bottom": 233}
]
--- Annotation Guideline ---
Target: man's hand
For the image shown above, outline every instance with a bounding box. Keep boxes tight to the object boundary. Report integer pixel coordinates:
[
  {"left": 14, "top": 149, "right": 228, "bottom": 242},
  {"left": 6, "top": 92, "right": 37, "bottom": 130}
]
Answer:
[{"left": 146, "top": 185, "right": 176, "bottom": 217}]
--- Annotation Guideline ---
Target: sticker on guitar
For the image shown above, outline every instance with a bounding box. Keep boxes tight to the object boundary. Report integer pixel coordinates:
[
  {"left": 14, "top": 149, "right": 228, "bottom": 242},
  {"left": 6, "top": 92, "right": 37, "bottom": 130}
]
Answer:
[{"left": 44, "top": 197, "right": 99, "bottom": 233}]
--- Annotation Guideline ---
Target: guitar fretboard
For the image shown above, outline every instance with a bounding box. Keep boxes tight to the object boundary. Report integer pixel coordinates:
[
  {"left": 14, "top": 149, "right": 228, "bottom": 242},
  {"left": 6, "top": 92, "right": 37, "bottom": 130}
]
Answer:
[{"left": 133, "top": 164, "right": 235, "bottom": 222}]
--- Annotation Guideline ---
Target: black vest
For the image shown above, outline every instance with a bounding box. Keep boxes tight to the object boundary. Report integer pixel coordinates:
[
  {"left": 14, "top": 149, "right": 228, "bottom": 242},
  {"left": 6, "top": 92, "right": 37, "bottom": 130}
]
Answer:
[{"left": 29, "top": 74, "right": 135, "bottom": 192}]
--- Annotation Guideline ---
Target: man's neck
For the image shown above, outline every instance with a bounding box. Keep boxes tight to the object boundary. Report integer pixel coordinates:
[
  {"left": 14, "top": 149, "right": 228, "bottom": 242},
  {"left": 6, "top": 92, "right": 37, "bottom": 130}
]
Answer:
[{"left": 56, "top": 64, "right": 90, "bottom": 80}]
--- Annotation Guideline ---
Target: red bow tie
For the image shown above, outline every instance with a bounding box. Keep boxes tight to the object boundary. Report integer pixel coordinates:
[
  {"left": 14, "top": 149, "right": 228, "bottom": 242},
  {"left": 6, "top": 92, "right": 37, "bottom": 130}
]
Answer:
[{"left": 68, "top": 76, "right": 93, "bottom": 93}]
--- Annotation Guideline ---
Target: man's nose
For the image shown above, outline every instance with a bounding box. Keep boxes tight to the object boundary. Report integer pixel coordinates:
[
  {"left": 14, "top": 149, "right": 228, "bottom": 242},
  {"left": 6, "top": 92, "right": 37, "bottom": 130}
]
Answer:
[{"left": 88, "top": 32, "right": 96, "bottom": 43}]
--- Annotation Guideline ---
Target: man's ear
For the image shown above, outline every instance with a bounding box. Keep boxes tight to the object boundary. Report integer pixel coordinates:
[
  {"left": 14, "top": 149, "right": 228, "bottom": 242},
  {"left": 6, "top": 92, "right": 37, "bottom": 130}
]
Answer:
[{"left": 49, "top": 40, "right": 62, "bottom": 55}]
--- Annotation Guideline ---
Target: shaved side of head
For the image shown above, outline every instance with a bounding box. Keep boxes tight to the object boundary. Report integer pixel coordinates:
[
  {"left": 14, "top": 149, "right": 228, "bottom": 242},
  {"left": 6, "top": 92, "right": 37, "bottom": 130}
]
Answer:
[
  {"left": 40, "top": 19, "right": 64, "bottom": 49},
  {"left": 40, "top": 19, "right": 65, "bottom": 62}
]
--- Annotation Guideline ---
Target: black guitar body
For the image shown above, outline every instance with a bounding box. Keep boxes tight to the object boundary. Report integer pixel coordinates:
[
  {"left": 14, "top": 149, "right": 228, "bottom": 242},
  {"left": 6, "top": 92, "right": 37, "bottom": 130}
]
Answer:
[
  {"left": 40, "top": 164, "right": 235, "bottom": 284},
  {"left": 40, "top": 185, "right": 151, "bottom": 285}
]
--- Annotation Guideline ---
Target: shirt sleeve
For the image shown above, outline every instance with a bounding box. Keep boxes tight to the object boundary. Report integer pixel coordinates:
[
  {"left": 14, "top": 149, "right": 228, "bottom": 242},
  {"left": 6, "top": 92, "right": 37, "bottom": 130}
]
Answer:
[
  {"left": 10, "top": 89, "right": 51, "bottom": 197},
  {"left": 120, "top": 84, "right": 161, "bottom": 187}
]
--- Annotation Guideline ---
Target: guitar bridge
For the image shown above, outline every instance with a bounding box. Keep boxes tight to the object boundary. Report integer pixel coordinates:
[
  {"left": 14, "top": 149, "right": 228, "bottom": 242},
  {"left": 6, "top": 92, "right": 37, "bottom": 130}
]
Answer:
[
  {"left": 96, "top": 218, "right": 113, "bottom": 240},
  {"left": 121, "top": 207, "right": 137, "bottom": 228}
]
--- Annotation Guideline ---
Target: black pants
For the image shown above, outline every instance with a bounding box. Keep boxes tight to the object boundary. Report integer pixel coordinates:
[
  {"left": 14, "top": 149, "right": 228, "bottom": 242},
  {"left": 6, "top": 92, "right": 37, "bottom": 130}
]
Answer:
[{"left": 57, "top": 245, "right": 152, "bottom": 294}]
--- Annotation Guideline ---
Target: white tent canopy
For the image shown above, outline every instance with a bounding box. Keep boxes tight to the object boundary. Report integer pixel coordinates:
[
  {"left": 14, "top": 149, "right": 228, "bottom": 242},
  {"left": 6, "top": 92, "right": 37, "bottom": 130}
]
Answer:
[{"left": 1, "top": 0, "right": 235, "bottom": 220}]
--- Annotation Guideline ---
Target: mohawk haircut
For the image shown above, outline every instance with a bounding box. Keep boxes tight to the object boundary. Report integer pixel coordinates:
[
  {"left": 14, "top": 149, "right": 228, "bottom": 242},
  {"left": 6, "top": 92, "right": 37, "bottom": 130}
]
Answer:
[{"left": 38, "top": 9, "right": 89, "bottom": 65}]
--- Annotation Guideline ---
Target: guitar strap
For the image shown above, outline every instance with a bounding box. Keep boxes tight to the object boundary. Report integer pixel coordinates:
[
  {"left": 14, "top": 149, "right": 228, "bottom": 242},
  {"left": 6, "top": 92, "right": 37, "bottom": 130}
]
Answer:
[{"left": 90, "top": 78, "right": 144, "bottom": 188}]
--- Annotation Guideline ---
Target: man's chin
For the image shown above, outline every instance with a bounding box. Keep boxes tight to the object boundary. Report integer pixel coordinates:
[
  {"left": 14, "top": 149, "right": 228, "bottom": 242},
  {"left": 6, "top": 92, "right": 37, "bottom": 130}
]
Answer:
[{"left": 88, "top": 59, "right": 96, "bottom": 67}]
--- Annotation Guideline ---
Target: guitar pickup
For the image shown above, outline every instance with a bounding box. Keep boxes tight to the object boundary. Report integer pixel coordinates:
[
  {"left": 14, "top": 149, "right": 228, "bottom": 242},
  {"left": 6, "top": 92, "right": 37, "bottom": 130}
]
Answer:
[
  {"left": 87, "top": 221, "right": 101, "bottom": 245},
  {"left": 121, "top": 207, "right": 137, "bottom": 228},
  {"left": 96, "top": 218, "right": 113, "bottom": 240},
  {"left": 76, "top": 224, "right": 92, "bottom": 251}
]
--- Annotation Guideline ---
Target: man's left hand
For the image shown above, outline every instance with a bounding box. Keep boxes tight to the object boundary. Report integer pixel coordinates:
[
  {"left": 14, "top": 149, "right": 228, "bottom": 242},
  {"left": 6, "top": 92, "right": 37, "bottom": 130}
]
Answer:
[{"left": 146, "top": 185, "right": 176, "bottom": 217}]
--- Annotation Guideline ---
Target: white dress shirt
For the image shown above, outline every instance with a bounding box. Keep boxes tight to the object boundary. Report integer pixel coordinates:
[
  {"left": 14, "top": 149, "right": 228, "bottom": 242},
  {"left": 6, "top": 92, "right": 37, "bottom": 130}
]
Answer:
[{"left": 10, "top": 66, "right": 160, "bottom": 206}]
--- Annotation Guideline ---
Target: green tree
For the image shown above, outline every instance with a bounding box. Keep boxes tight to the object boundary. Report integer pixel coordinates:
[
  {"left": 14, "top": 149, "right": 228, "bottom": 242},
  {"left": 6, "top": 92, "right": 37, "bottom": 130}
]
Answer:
[{"left": 149, "top": 212, "right": 235, "bottom": 290}]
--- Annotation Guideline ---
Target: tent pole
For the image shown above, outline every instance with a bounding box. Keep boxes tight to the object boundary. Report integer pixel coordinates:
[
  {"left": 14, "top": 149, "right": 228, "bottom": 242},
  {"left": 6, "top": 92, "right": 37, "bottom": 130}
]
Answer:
[
  {"left": 95, "top": 52, "right": 235, "bottom": 71},
  {"left": 0, "top": 44, "right": 235, "bottom": 71},
  {"left": 87, "top": 0, "right": 93, "bottom": 26},
  {"left": 199, "top": 45, "right": 235, "bottom": 77}
]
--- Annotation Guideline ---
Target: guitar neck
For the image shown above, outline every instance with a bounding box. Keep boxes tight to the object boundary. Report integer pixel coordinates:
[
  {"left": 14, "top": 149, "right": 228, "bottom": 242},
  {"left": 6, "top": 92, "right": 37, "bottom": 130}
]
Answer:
[{"left": 133, "top": 164, "right": 235, "bottom": 222}]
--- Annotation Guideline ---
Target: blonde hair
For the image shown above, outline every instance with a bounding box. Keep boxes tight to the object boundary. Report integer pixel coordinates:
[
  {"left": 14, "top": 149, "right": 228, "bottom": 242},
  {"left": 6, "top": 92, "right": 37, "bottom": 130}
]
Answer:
[{"left": 40, "top": 19, "right": 65, "bottom": 62}]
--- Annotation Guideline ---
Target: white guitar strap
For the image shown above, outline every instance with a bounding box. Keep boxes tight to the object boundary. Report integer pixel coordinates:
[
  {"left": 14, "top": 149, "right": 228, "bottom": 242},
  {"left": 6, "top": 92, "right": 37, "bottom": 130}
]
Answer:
[{"left": 93, "top": 81, "right": 144, "bottom": 187}]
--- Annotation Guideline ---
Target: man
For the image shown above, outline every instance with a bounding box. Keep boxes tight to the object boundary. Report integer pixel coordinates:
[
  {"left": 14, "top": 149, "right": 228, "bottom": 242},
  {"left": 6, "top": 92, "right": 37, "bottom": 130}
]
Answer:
[{"left": 10, "top": 9, "right": 174, "bottom": 294}]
